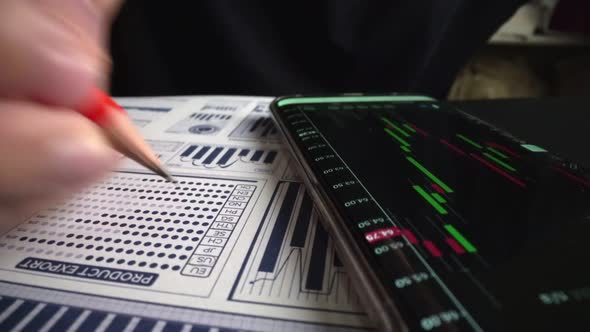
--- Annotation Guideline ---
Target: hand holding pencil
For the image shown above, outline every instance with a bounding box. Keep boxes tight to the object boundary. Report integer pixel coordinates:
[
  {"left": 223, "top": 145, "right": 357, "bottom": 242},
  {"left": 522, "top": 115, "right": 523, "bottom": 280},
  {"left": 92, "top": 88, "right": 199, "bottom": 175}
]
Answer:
[{"left": 0, "top": 0, "right": 134, "bottom": 224}]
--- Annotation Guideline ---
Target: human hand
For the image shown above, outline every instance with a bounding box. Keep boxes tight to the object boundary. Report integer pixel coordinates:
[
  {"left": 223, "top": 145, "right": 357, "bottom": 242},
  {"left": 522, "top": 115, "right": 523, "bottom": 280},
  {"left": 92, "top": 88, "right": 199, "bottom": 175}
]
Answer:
[{"left": 0, "top": 0, "right": 122, "bottom": 225}]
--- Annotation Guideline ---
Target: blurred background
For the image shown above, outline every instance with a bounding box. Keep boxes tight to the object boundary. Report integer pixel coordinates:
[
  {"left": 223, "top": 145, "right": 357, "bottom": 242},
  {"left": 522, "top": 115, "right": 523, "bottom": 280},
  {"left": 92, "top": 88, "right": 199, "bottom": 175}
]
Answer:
[
  {"left": 110, "top": 0, "right": 589, "bottom": 100},
  {"left": 449, "top": 0, "right": 590, "bottom": 100}
]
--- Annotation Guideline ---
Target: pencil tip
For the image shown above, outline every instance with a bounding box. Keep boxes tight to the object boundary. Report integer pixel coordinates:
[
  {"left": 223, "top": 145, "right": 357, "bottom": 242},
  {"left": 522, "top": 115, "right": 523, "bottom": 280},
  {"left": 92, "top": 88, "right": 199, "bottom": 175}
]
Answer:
[{"left": 159, "top": 168, "right": 177, "bottom": 184}]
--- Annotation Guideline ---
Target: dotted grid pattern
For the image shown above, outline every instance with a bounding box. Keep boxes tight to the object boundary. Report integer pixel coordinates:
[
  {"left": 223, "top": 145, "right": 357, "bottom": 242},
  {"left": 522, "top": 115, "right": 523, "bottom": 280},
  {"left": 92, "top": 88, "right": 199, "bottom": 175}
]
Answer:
[{"left": 0, "top": 172, "right": 255, "bottom": 279}]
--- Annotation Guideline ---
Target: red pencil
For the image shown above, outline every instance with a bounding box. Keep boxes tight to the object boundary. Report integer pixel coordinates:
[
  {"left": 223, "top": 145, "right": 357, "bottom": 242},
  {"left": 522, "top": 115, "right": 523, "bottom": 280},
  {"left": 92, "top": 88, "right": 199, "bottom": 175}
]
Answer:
[{"left": 77, "top": 87, "right": 175, "bottom": 182}]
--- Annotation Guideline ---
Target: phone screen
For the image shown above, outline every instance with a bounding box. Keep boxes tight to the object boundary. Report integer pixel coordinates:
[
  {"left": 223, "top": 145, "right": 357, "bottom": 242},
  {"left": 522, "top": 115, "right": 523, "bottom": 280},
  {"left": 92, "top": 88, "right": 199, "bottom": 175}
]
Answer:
[{"left": 271, "top": 96, "right": 590, "bottom": 331}]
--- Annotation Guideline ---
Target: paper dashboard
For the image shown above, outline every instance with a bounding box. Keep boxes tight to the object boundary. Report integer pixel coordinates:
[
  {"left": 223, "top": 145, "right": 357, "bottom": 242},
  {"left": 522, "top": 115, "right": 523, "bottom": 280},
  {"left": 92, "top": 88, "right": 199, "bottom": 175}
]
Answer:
[{"left": 0, "top": 96, "right": 370, "bottom": 332}]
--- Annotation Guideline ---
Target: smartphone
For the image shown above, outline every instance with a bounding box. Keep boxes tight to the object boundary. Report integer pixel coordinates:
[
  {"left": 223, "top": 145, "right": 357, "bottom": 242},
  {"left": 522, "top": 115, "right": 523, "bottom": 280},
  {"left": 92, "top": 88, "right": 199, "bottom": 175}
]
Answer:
[{"left": 270, "top": 94, "right": 590, "bottom": 331}]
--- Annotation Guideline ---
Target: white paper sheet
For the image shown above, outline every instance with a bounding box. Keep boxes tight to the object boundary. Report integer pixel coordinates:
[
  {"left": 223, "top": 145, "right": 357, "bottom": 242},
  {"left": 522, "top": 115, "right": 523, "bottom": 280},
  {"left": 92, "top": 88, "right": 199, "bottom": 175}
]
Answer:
[{"left": 0, "top": 96, "right": 371, "bottom": 331}]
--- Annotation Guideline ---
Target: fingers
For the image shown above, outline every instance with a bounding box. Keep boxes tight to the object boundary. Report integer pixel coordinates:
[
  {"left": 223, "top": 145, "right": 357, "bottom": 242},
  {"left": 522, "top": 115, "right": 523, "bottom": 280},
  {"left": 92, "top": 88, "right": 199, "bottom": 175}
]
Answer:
[
  {"left": 94, "top": 0, "right": 125, "bottom": 25},
  {"left": 0, "top": 100, "right": 119, "bottom": 205},
  {"left": 0, "top": 1, "right": 124, "bottom": 224},
  {"left": 0, "top": 0, "right": 122, "bottom": 108}
]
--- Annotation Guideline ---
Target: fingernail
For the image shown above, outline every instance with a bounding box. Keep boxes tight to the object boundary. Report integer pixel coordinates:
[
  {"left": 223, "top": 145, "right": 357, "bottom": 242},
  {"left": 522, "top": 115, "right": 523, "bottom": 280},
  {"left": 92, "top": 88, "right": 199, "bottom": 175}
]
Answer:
[{"left": 47, "top": 137, "right": 116, "bottom": 189}]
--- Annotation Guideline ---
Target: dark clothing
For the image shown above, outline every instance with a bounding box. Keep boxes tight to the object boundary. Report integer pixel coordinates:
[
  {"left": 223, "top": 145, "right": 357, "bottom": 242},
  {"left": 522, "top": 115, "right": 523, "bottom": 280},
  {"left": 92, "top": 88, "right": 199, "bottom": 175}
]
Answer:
[{"left": 110, "top": 1, "right": 525, "bottom": 99}]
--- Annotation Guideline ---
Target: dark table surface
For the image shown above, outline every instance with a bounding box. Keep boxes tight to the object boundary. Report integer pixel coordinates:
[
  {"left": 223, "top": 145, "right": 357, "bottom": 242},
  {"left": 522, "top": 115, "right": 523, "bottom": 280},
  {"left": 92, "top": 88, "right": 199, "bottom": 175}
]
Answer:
[{"left": 453, "top": 97, "right": 589, "bottom": 167}]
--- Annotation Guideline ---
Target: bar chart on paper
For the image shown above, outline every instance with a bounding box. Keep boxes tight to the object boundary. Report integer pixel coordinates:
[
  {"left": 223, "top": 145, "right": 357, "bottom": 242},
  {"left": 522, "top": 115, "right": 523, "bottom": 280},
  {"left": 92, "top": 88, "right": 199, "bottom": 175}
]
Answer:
[
  {"left": 167, "top": 113, "right": 234, "bottom": 135},
  {"left": 230, "top": 103, "right": 280, "bottom": 142},
  {"left": 230, "top": 182, "right": 363, "bottom": 313},
  {"left": 168, "top": 144, "right": 281, "bottom": 174}
]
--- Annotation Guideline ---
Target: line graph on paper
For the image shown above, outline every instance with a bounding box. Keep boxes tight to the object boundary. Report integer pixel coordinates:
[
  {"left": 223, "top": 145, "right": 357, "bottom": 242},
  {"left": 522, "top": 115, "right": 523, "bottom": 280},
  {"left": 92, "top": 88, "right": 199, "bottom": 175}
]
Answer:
[
  {"left": 167, "top": 144, "right": 281, "bottom": 174},
  {"left": 230, "top": 182, "right": 363, "bottom": 313}
]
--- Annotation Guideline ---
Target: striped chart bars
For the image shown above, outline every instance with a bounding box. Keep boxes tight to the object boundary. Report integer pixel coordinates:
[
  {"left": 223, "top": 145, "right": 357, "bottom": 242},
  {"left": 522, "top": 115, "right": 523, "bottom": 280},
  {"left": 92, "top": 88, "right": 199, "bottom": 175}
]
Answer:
[
  {"left": 189, "top": 113, "right": 232, "bottom": 121},
  {"left": 0, "top": 295, "right": 241, "bottom": 332}
]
